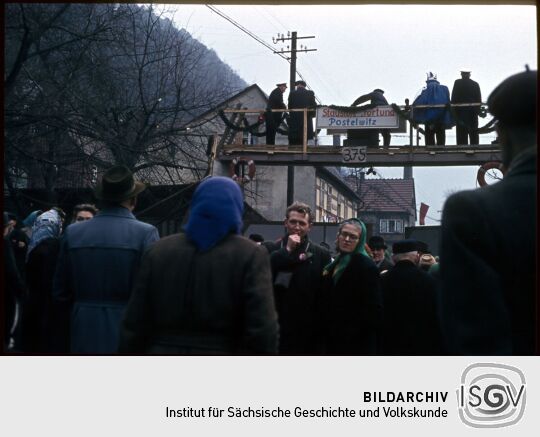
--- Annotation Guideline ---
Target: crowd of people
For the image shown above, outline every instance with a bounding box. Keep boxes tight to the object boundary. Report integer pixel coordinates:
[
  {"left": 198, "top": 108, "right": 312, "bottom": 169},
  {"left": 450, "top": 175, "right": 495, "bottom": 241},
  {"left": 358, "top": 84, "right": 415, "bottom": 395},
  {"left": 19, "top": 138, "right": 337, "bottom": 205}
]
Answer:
[
  {"left": 267, "top": 69, "right": 485, "bottom": 146},
  {"left": 3, "top": 68, "right": 536, "bottom": 356}
]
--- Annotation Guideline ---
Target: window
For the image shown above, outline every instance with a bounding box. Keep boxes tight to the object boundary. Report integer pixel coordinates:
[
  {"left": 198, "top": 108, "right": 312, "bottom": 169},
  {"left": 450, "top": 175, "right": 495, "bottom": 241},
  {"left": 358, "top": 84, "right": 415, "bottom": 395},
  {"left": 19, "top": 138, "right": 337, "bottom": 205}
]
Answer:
[{"left": 380, "top": 219, "right": 404, "bottom": 234}]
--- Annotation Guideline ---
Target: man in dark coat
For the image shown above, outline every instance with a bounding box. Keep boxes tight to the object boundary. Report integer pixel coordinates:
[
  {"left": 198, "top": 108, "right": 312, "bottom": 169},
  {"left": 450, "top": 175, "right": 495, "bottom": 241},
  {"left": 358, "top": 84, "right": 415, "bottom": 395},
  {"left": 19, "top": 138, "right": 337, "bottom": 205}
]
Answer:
[
  {"left": 266, "top": 82, "right": 287, "bottom": 145},
  {"left": 263, "top": 202, "right": 331, "bottom": 354},
  {"left": 440, "top": 68, "right": 537, "bottom": 355},
  {"left": 287, "top": 80, "right": 317, "bottom": 145},
  {"left": 381, "top": 239, "right": 443, "bottom": 355},
  {"left": 120, "top": 177, "right": 278, "bottom": 355},
  {"left": 53, "top": 165, "right": 159, "bottom": 354},
  {"left": 351, "top": 88, "right": 391, "bottom": 146},
  {"left": 368, "top": 235, "right": 393, "bottom": 273},
  {"left": 451, "top": 70, "right": 482, "bottom": 145}
]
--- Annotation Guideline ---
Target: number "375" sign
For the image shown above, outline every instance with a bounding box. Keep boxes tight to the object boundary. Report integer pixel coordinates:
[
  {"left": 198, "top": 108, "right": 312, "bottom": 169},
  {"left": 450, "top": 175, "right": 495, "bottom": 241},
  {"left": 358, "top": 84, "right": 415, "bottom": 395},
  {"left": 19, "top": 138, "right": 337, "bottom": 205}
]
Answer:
[{"left": 341, "top": 146, "right": 367, "bottom": 163}]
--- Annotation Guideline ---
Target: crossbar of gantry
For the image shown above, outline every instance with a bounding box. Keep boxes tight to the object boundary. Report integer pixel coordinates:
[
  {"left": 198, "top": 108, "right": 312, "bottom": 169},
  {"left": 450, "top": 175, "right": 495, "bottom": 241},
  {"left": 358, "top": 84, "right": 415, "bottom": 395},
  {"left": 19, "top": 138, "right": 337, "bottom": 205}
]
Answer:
[{"left": 218, "top": 144, "right": 502, "bottom": 167}]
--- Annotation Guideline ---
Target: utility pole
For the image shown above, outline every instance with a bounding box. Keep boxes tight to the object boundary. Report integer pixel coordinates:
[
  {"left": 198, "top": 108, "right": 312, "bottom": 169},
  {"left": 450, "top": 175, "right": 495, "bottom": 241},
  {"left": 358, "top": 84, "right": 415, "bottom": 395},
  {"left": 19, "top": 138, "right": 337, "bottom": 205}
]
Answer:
[{"left": 273, "top": 31, "right": 316, "bottom": 206}]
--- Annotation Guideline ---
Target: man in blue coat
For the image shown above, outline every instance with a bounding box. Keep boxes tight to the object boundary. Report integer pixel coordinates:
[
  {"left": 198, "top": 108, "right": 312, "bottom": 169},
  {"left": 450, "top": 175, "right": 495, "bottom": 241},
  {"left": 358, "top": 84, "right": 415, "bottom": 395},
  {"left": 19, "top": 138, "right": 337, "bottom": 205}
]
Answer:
[
  {"left": 53, "top": 165, "right": 159, "bottom": 354},
  {"left": 412, "top": 73, "right": 454, "bottom": 145}
]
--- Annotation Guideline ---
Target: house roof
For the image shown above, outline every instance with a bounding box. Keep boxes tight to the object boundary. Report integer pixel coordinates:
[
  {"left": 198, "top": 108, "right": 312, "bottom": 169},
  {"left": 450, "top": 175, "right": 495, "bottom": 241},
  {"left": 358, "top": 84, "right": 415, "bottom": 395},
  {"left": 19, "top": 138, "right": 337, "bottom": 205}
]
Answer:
[
  {"left": 188, "top": 84, "right": 268, "bottom": 124},
  {"left": 356, "top": 178, "right": 416, "bottom": 217}
]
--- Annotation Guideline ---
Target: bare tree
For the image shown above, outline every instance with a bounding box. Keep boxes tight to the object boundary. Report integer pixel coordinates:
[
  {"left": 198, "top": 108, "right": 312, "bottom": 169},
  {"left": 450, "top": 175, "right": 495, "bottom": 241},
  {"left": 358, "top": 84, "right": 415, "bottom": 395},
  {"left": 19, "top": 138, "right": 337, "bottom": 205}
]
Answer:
[{"left": 4, "top": 3, "right": 246, "bottom": 213}]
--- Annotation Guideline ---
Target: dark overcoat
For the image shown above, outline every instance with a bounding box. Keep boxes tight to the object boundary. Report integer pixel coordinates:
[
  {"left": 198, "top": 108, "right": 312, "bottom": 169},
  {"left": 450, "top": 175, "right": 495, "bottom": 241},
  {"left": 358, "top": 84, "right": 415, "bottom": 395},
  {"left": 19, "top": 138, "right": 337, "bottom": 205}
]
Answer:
[
  {"left": 376, "top": 258, "right": 394, "bottom": 274},
  {"left": 22, "top": 237, "right": 60, "bottom": 352},
  {"left": 53, "top": 206, "right": 159, "bottom": 354},
  {"left": 119, "top": 233, "right": 278, "bottom": 355},
  {"left": 321, "top": 253, "right": 383, "bottom": 355},
  {"left": 440, "top": 147, "right": 536, "bottom": 355},
  {"left": 451, "top": 77, "right": 482, "bottom": 123},
  {"left": 267, "top": 87, "right": 287, "bottom": 125},
  {"left": 381, "top": 260, "right": 443, "bottom": 355},
  {"left": 264, "top": 237, "right": 331, "bottom": 354},
  {"left": 288, "top": 87, "right": 317, "bottom": 143}
]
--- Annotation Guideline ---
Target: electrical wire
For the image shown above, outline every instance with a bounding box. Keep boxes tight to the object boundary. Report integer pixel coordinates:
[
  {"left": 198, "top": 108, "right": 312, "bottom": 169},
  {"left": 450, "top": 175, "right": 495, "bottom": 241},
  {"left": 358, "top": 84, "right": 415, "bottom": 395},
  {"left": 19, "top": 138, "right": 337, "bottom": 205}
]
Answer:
[{"left": 205, "top": 5, "right": 321, "bottom": 104}]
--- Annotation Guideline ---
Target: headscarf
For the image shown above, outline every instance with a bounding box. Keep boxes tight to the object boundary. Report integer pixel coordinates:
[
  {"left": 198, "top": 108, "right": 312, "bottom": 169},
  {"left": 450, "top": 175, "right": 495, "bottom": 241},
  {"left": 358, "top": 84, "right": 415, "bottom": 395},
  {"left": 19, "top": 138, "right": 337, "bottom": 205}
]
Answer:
[
  {"left": 323, "top": 218, "right": 369, "bottom": 285},
  {"left": 22, "top": 210, "right": 42, "bottom": 228},
  {"left": 183, "top": 177, "right": 243, "bottom": 252},
  {"left": 26, "top": 209, "right": 62, "bottom": 261}
]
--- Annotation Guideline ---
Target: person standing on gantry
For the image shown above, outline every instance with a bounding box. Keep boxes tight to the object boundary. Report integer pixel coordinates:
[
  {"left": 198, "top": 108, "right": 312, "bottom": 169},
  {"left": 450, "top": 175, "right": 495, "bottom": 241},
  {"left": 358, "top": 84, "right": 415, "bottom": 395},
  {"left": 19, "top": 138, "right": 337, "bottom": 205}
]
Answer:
[
  {"left": 412, "top": 72, "right": 454, "bottom": 146},
  {"left": 352, "top": 88, "right": 391, "bottom": 146},
  {"left": 451, "top": 69, "right": 483, "bottom": 145},
  {"left": 266, "top": 82, "right": 288, "bottom": 145},
  {"left": 288, "top": 80, "right": 317, "bottom": 146}
]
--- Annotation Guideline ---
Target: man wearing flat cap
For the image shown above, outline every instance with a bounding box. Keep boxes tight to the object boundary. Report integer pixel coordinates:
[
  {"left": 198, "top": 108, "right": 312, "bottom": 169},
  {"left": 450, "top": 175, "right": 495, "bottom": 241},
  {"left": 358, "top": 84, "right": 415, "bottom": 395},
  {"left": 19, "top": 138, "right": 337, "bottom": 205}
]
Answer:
[
  {"left": 266, "top": 83, "right": 288, "bottom": 145},
  {"left": 288, "top": 80, "right": 317, "bottom": 145},
  {"left": 440, "top": 67, "right": 537, "bottom": 355},
  {"left": 53, "top": 165, "right": 159, "bottom": 353},
  {"left": 451, "top": 70, "right": 483, "bottom": 145},
  {"left": 380, "top": 239, "right": 442, "bottom": 355}
]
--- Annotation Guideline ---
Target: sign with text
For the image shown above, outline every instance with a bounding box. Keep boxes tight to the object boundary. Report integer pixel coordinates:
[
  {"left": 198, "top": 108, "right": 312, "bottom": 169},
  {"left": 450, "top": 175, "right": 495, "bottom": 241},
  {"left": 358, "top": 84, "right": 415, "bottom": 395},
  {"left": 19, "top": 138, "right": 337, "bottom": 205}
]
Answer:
[
  {"left": 317, "top": 105, "right": 400, "bottom": 129},
  {"left": 342, "top": 146, "right": 367, "bottom": 163}
]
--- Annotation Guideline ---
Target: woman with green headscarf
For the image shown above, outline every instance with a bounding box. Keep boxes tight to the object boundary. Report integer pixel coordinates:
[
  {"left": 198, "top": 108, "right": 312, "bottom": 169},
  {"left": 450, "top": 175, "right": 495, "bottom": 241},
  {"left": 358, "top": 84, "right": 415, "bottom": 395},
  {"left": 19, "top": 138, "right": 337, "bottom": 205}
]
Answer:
[{"left": 321, "top": 218, "right": 383, "bottom": 355}]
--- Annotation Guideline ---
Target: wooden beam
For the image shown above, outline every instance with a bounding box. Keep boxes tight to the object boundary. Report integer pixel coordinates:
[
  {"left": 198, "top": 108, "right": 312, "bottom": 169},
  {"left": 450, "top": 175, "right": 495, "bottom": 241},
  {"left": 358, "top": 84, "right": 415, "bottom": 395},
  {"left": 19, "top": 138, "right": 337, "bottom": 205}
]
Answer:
[{"left": 219, "top": 144, "right": 502, "bottom": 167}]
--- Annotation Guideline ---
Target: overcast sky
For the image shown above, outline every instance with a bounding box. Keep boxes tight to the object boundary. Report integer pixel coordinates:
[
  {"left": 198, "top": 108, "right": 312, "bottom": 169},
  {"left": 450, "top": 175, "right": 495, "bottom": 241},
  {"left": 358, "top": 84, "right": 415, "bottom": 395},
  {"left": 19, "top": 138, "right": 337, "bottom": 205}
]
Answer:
[{"left": 162, "top": 4, "right": 537, "bottom": 224}]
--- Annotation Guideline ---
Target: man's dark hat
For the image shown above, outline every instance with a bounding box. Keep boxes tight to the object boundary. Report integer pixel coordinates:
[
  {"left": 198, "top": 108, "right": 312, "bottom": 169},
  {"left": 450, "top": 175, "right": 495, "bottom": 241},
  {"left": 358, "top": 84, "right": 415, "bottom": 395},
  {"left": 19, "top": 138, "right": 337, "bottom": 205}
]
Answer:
[
  {"left": 487, "top": 67, "right": 537, "bottom": 127},
  {"left": 368, "top": 235, "right": 387, "bottom": 250},
  {"left": 373, "top": 88, "right": 384, "bottom": 94},
  {"left": 294, "top": 80, "right": 307, "bottom": 86},
  {"left": 249, "top": 233, "right": 264, "bottom": 243},
  {"left": 276, "top": 82, "right": 287, "bottom": 88},
  {"left": 392, "top": 239, "right": 419, "bottom": 255},
  {"left": 416, "top": 240, "right": 430, "bottom": 254},
  {"left": 95, "top": 165, "right": 146, "bottom": 202}
]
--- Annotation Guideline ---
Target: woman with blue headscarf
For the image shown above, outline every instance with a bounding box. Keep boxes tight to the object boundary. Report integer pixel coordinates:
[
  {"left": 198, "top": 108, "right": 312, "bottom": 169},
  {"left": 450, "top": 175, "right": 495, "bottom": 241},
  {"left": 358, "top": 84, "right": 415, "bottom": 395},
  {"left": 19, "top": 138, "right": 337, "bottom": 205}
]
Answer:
[
  {"left": 120, "top": 177, "right": 278, "bottom": 355},
  {"left": 321, "top": 218, "right": 383, "bottom": 355}
]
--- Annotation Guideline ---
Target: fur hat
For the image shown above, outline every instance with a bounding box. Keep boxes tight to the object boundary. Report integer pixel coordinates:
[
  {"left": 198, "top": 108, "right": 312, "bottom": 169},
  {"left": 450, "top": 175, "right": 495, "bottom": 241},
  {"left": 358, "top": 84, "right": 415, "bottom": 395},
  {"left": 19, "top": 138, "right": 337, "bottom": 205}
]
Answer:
[{"left": 419, "top": 253, "right": 437, "bottom": 267}]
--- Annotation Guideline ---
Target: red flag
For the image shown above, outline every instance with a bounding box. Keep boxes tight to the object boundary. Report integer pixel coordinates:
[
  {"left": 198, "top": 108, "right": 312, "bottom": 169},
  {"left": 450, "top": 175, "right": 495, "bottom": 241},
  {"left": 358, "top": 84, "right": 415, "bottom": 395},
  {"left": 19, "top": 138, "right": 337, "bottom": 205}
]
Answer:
[{"left": 419, "top": 202, "right": 429, "bottom": 225}]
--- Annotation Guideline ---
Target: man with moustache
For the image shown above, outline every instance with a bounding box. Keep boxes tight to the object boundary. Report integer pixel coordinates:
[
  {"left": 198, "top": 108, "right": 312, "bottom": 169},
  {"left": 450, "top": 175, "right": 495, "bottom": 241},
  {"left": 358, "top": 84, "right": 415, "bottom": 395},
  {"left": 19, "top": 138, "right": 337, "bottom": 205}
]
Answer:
[{"left": 263, "top": 202, "right": 331, "bottom": 354}]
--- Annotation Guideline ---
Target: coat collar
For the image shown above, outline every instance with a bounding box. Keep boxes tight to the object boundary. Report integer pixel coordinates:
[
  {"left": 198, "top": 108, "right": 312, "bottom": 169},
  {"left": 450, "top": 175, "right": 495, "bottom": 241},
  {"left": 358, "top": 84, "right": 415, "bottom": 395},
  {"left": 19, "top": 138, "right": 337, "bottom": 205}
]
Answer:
[
  {"left": 506, "top": 146, "right": 537, "bottom": 177},
  {"left": 95, "top": 206, "right": 136, "bottom": 219}
]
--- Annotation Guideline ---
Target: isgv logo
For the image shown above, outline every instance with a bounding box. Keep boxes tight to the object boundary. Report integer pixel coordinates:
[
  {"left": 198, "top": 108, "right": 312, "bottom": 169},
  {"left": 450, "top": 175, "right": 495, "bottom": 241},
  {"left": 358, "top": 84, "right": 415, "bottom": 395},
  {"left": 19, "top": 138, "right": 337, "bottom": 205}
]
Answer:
[{"left": 458, "top": 363, "right": 526, "bottom": 428}]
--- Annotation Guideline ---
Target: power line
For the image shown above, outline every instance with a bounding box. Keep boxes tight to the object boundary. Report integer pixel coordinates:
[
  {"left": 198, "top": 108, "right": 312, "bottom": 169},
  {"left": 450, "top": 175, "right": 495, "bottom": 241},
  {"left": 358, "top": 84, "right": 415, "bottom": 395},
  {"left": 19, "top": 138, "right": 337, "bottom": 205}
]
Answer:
[
  {"left": 206, "top": 5, "right": 289, "bottom": 62},
  {"left": 205, "top": 5, "right": 320, "bottom": 103}
]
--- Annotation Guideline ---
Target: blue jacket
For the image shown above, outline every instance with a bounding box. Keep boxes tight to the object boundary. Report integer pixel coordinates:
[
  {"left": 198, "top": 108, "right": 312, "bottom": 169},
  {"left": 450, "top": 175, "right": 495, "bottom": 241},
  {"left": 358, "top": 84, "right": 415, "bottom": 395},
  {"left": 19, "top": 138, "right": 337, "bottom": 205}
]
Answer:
[
  {"left": 53, "top": 207, "right": 159, "bottom": 354},
  {"left": 412, "top": 79, "right": 454, "bottom": 128}
]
